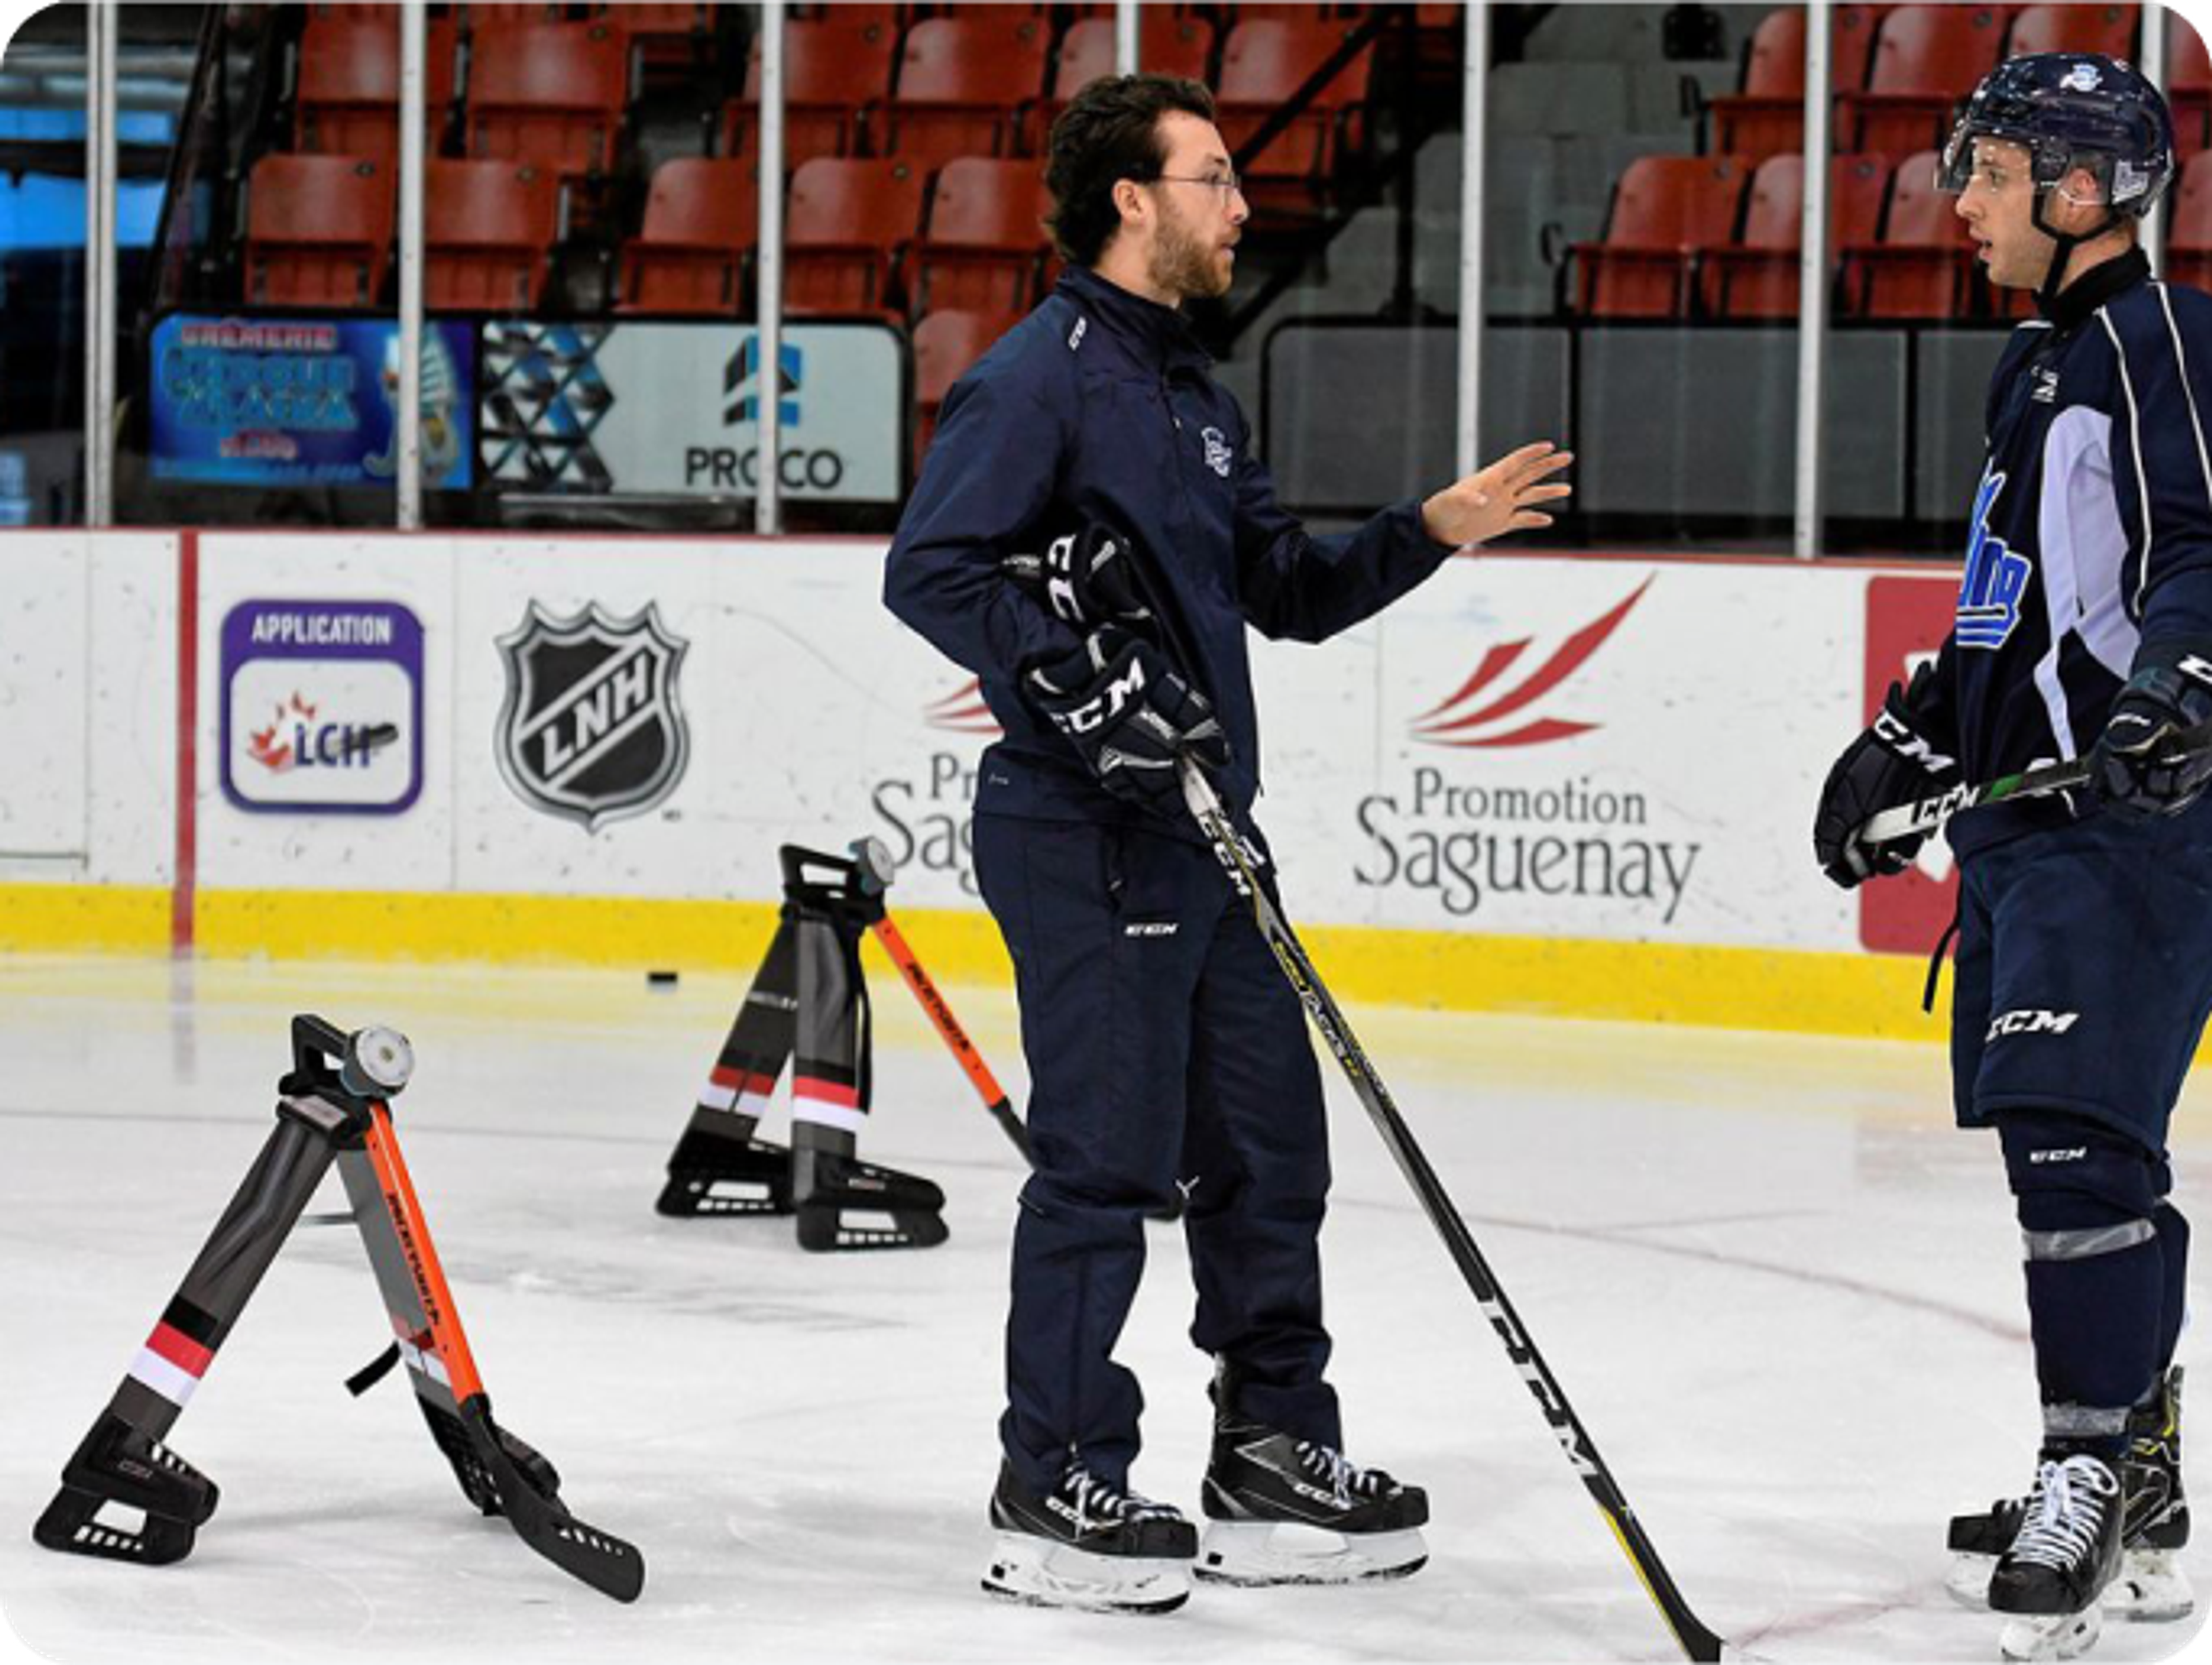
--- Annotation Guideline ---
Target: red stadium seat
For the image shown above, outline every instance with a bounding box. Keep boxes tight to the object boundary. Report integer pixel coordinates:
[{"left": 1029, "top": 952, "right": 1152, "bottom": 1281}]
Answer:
[
  {"left": 911, "top": 157, "right": 1052, "bottom": 315},
  {"left": 783, "top": 156, "right": 928, "bottom": 316},
  {"left": 2165, "top": 150, "right": 2212, "bottom": 292},
  {"left": 721, "top": 12, "right": 901, "bottom": 168},
  {"left": 1571, "top": 154, "right": 1752, "bottom": 317},
  {"left": 876, "top": 15, "right": 1052, "bottom": 178},
  {"left": 2171, "top": 12, "right": 2210, "bottom": 154},
  {"left": 786, "top": 2, "right": 904, "bottom": 31},
  {"left": 1035, "top": 14, "right": 1213, "bottom": 146},
  {"left": 244, "top": 152, "right": 395, "bottom": 308},
  {"left": 597, "top": 3, "right": 717, "bottom": 84},
  {"left": 2004, "top": 3, "right": 2138, "bottom": 59},
  {"left": 1705, "top": 6, "right": 1897, "bottom": 160},
  {"left": 1214, "top": 16, "right": 1373, "bottom": 214},
  {"left": 425, "top": 157, "right": 560, "bottom": 311},
  {"left": 461, "top": 3, "right": 567, "bottom": 28},
  {"left": 1706, "top": 6, "right": 1809, "bottom": 162},
  {"left": 913, "top": 306, "right": 1024, "bottom": 470},
  {"left": 1838, "top": 149, "right": 1975, "bottom": 317},
  {"left": 1700, "top": 152, "right": 1892, "bottom": 316},
  {"left": 618, "top": 157, "right": 757, "bottom": 316},
  {"left": 295, "top": 14, "right": 456, "bottom": 162},
  {"left": 466, "top": 21, "right": 627, "bottom": 180},
  {"left": 1836, "top": 5, "right": 2008, "bottom": 156}
]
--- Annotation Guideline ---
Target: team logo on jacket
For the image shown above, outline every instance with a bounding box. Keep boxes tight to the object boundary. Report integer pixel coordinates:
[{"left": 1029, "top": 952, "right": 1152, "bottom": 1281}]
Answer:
[
  {"left": 495, "top": 601, "right": 690, "bottom": 831},
  {"left": 1957, "top": 468, "right": 2031, "bottom": 650},
  {"left": 1201, "top": 426, "right": 1233, "bottom": 478}
]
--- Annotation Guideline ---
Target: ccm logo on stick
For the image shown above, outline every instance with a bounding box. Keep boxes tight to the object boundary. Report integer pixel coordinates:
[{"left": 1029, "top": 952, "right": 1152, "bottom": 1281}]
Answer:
[{"left": 1986, "top": 1008, "right": 2081, "bottom": 1041}]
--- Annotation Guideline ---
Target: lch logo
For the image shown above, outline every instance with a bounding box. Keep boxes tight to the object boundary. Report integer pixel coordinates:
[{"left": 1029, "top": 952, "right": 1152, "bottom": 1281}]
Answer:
[{"left": 1410, "top": 578, "right": 1652, "bottom": 749}]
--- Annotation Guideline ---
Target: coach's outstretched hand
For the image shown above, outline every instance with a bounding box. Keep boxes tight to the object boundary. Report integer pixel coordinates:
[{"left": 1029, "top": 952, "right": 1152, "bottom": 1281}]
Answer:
[{"left": 1420, "top": 441, "right": 1574, "bottom": 548}]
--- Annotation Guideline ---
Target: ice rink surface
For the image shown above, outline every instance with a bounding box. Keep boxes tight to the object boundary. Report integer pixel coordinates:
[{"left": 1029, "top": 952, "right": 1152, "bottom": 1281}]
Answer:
[{"left": 1, "top": 951, "right": 2209, "bottom": 1665}]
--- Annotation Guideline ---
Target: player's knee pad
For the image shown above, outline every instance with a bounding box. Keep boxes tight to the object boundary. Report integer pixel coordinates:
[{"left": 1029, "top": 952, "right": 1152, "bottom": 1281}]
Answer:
[{"left": 1998, "top": 1109, "right": 2163, "bottom": 1242}]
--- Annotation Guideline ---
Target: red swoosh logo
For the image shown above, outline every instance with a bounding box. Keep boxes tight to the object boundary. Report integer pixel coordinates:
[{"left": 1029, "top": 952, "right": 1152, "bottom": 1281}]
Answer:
[
  {"left": 1413, "top": 577, "right": 1652, "bottom": 748},
  {"left": 924, "top": 676, "right": 1001, "bottom": 736}
]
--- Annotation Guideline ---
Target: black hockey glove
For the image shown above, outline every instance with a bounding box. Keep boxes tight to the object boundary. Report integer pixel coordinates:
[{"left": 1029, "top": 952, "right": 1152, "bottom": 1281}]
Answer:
[
  {"left": 1024, "top": 626, "right": 1230, "bottom": 811},
  {"left": 1812, "top": 661, "right": 1960, "bottom": 888},
  {"left": 1008, "top": 523, "right": 1157, "bottom": 634},
  {"left": 2090, "top": 644, "right": 2212, "bottom": 820}
]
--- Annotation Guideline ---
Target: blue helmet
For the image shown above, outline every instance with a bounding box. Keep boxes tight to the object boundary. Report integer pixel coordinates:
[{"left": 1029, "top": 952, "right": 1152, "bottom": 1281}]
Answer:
[{"left": 1938, "top": 52, "right": 2177, "bottom": 218}]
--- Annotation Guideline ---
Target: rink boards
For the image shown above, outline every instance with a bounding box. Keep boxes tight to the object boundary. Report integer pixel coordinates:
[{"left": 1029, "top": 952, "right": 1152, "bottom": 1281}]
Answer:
[{"left": 0, "top": 529, "right": 1964, "bottom": 1038}]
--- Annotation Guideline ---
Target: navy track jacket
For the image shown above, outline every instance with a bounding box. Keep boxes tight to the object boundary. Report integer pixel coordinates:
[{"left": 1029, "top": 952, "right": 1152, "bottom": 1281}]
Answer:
[
  {"left": 885, "top": 266, "right": 1457, "bottom": 828},
  {"left": 1927, "top": 249, "right": 2212, "bottom": 857}
]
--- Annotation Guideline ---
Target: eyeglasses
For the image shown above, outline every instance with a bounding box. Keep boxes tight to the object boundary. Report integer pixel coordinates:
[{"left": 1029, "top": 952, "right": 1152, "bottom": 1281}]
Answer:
[{"left": 1153, "top": 173, "right": 1244, "bottom": 199}]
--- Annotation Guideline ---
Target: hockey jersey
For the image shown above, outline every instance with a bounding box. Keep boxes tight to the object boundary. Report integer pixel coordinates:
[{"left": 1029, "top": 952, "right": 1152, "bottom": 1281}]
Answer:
[{"left": 1932, "top": 248, "right": 2212, "bottom": 857}]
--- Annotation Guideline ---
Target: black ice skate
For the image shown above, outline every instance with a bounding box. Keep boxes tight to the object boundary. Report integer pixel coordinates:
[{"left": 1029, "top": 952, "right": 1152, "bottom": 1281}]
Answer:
[
  {"left": 1988, "top": 1453, "right": 2125, "bottom": 1662},
  {"left": 982, "top": 1459, "right": 1198, "bottom": 1614},
  {"left": 1948, "top": 1369, "right": 2192, "bottom": 1624},
  {"left": 2112, "top": 1366, "right": 2192, "bottom": 1620},
  {"left": 1195, "top": 1371, "right": 1429, "bottom": 1586}
]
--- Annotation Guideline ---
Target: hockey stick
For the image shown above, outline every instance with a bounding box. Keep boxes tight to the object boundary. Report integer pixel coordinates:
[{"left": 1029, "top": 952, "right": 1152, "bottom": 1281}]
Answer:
[
  {"left": 1857, "top": 717, "right": 2212, "bottom": 846},
  {"left": 846, "top": 838, "right": 1034, "bottom": 1164},
  {"left": 1179, "top": 762, "right": 1729, "bottom": 1664},
  {"left": 354, "top": 1079, "right": 646, "bottom": 1602},
  {"left": 869, "top": 912, "right": 1034, "bottom": 1164}
]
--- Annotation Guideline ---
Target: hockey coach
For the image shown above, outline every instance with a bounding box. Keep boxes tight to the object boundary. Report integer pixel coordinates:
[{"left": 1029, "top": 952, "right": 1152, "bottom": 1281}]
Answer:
[{"left": 884, "top": 73, "right": 1571, "bottom": 1614}]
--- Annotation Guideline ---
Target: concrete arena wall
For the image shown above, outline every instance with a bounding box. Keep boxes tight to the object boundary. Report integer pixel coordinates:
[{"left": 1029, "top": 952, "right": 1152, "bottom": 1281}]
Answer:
[{"left": 0, "top": 529, "right": 1964, "bottom": 1040}]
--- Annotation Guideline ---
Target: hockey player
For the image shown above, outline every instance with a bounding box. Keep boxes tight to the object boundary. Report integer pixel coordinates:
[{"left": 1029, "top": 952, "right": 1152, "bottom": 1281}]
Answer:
[
  {"left": 1812, "top": 52, "right": 2209, "bottom": 1663},
  {"left": 883, "top": 74, "right": 1570, "bottom": 1614}
]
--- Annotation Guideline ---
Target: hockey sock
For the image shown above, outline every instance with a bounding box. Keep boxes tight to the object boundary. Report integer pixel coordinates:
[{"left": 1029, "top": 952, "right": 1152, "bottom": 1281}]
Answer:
[{"left": 2001, "top": 1112, "right": 2165, "bottom": 1456}]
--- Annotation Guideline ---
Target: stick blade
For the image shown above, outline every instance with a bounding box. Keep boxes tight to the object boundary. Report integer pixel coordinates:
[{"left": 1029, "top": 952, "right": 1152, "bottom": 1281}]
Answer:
[{"left": 461, "top": 1401, "right": 645, "bottom": 1603}]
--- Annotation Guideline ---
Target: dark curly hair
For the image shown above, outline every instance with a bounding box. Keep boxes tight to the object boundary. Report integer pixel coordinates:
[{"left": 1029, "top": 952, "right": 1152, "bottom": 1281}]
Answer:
[{"left": 1044, "top": 74, "right": 1218, "bottom": 267}]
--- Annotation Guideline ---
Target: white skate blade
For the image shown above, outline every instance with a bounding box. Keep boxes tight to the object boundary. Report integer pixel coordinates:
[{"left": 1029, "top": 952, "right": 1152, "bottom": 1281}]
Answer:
[
  {"left": 981, "top": 1532, "right": 1190, "bottom": 1615},
  {"left": 1949, "top": 1551, "right": 1998, "bottom": 1610},
  {"left": 1998, "top": 1604, "right": 2103, "bottom": 1662},
  {"left": 2106, "top": 1549, "right": 2194, "bottom": 1623},
  {"left": 1194, "top": 1519, "right": 1427, "bottom": 1586}
]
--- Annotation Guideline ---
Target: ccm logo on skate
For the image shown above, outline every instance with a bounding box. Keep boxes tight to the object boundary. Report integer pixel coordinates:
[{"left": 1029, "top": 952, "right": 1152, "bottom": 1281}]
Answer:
[
  {"left": 1124, "top": 922, "right": 1179, "bottom": 938},
  {"left": 2028, "top": 1147, "right": 2089, "bottom": 1164},
  {"left": 1986, "top": 1008, "right": 2080, "bottom": 1041}
]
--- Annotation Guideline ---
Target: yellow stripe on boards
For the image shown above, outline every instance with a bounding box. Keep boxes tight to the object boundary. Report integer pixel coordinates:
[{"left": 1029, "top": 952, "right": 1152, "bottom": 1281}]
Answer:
[
  {"left": 9, "top": 883, "right": 1958, "bottom": 1045},
  {"left": 0, "top": 884, "right": 170, "bottom": 953}
]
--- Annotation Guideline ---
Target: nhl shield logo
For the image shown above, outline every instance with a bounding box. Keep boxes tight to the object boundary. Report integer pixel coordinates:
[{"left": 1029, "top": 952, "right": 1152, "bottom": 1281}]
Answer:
[{"left": 495, "top": 601, "right": 690, "bottom": 830}]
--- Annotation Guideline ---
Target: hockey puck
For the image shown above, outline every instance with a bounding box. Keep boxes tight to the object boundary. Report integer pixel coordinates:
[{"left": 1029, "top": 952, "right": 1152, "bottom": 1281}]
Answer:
[{"left": 647, "top": 969, "right": 680, "bottom": 987}]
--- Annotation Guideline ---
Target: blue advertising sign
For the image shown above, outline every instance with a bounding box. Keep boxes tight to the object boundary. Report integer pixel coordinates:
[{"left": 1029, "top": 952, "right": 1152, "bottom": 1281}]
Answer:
[
  {"left": 151, "top": 315, "right": 474, "bottom": 488},
  {"left": 220, "top": 600, "right": 426, "bottom": 816}
]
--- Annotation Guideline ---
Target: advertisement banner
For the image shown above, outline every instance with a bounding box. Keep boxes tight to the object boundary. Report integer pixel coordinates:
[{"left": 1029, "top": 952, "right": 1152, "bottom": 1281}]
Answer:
[
  {"left": 181, "top": 536, "right": 1919, "bottom": 959},
  {"left": 150, "top": 315, "right": 475, "bottom": 488},
  {"left": 478, "top": 321, "right": 903, "bottom": 502},
  {"left": 219, "top": 599, "right": 426, "bottom": 815},
  {"left": 1252, "top": 557, "right": 1865, "bottom": 950}
]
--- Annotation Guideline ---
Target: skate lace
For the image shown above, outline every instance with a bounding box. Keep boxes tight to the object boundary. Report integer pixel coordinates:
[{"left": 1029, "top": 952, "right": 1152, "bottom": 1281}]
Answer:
[
  {"left": 1294, "top": 1440, "right": 1381, "bottom": 1507},
  {"left": 2009, "top": 1456, "right": 2120, "bottom": 1572},
  {"left": 1063, "top": 1468, "right": 1178, "bottom": 1531}
]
